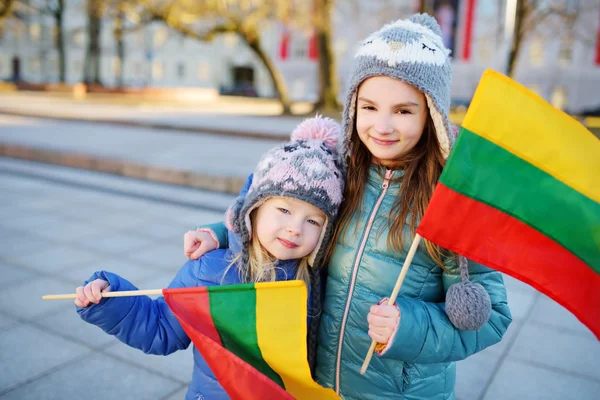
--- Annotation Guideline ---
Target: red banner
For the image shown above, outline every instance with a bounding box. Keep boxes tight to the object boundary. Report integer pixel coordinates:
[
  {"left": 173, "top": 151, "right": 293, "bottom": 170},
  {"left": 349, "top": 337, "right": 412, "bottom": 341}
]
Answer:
[
  {"left": 595, "top": 8, "right": 600, "bottom": 65},
  {"left": 279, "top": 26, "right": 290, "bottom": 61},
  {"left": 462, "top": 0, "right": 476, "bottom": 61}
]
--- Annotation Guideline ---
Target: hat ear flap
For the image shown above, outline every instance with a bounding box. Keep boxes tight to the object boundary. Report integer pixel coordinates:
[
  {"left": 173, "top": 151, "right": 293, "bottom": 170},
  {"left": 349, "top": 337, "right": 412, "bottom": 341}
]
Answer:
[{"left": 225, "top": 196, "right": 246, "bottom": 233}]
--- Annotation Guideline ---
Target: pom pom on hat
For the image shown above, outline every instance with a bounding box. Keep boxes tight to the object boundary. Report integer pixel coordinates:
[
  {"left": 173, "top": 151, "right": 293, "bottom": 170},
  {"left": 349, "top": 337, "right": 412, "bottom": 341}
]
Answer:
[
  {"left": 408, "top": 13, "right": 443, "bottom": 37},
  {"left": 291, "top": 114, "right": 341, "bottom": 151},
  {"left": 446, "top": 256, "right": 492, "bottom": 331}
]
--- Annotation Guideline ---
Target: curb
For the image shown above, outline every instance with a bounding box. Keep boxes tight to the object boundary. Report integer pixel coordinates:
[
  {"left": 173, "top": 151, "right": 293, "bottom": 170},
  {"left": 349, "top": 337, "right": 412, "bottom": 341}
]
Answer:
[
  {"left": 0, "top": 109, "right": 291, "bottom": 142},
  {"left": 0, "top": 143, "right": 247, "bottom": 195}
]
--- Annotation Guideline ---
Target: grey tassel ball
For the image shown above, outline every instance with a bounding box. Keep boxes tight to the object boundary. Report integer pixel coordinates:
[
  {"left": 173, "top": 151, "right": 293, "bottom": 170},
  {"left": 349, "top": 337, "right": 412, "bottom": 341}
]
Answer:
[{"left": 446, "top": 281, "right": 492, "bottom": 331}]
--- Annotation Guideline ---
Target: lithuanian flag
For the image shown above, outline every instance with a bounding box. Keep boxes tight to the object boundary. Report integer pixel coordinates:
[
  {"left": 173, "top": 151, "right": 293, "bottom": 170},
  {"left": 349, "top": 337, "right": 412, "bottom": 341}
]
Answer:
[
  {"left": 417, "top": 69, "right": 600, "bottom": 339},
  {"left": 163, "top": 281, "right": 340, "bottom": 399}
]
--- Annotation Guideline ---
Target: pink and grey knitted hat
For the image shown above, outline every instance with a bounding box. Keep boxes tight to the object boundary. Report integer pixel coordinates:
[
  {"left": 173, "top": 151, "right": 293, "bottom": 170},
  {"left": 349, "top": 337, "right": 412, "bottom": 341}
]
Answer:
[{"left": 225, "top": 115, "right": 345, "bottom": 267}]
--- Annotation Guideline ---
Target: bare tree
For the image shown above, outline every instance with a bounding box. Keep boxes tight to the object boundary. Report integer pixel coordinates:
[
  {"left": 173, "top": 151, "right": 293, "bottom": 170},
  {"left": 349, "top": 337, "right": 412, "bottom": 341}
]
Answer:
[
  {"left": 313, "top": 0, "right": 339, "bottom": 112},
  {"left": 507, "top": 0, "right": 597, "bottom": 78},
  {"left": 0, "top": 0, "right": 16, "bottom": 19},
  {"left": 46, "top": 0, "right": 66, "bottom": 82},
  {"left": 141, "top": 0, "right": 295, "bottom": 112},
  {"left": 83, "top": 0, "right": 103, "bottom": 85},
  {"left": 6, "top": 1, "right": 67, "bottom": 82}
]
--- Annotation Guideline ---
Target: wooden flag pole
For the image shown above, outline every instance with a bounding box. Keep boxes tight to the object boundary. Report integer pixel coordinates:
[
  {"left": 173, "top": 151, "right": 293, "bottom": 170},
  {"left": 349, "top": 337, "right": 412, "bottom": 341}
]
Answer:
[
  {"left": 360, "top": 233, "right": 422, "bottom": 375},
  {"left": 42, "top": 289, "right": 163, "bottom": 300}
]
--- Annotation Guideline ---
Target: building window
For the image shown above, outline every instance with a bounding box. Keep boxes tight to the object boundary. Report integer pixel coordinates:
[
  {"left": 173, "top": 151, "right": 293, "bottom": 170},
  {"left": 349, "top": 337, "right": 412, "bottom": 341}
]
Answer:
[
  {"left": 133, "top": 61, "right": 142, "bottom": 78},
  {"left": 550, "top": 87, "right": 567, "bottom": 110},
  {"left": 558, "top": 36, "right": 573, "bottom": 67},
  {"left": 48, "top": 56, "right": 58, "bottom": 74},
  {"left": 197, "top": 61, "right": 210, "bottom": 81},
  {"left": 112, "top": 57, "right": 122, "bottom": 78},
  {"left": 72, "top": 60, "right": 82, "bottom": 76},
  {"left": 15, "top": 24, "right": 24, "bottom": 41},
  {"left": 136, "top": 29, "right": 145, "bottom": 47},
  {"left": 152, "top": 60, "right": 164, "bottom": 80},
  {"left": 153, "top": 27, "right": 168, "bottom": 48},
  {"left": 177, "top": 62, "right": 185, "bottom": 79},
  {"left": 529, "top": 37, "right": 544, "bottom": 67},
  {"left": 293, "top": 33, "right": 308, "bottom": 59},
  {"left": 29, "top": 23, "right": 41, "bottom": 41},
  {"left": 73, "top": 31, "right": 85, "bottom": 48},
  {"left": 29, "top": 57, "right": 41, "bottom": 74}
]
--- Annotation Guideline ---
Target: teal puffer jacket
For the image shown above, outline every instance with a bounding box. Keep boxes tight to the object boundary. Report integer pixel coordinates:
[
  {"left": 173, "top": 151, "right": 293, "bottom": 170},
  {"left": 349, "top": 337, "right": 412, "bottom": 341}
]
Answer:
[{"left": 315, "top": 166, "right": 512, "bottom": 400}]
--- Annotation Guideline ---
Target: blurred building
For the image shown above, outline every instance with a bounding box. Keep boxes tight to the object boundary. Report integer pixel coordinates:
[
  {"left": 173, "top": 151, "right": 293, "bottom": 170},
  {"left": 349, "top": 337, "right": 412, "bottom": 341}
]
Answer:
[{"left": 1, "top": 0, "right": 599, "bottom": 114}]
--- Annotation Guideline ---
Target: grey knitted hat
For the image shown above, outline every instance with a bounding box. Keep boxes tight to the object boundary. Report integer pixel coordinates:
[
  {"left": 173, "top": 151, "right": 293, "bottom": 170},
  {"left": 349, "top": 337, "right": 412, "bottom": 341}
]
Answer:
[
  {"left": 342, "top": 13, "right": 491, "bottom": 331},
  {"left": 225, "top": 115, "right": 345, "bottom": 268},
  {"left": 342, "top": 13, "right": 455, "bottom": 160}
]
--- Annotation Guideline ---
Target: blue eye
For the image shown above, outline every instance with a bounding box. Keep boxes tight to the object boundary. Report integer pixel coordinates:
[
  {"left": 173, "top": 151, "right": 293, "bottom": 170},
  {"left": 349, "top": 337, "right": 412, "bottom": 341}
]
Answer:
[
  {"left": 278, "top": 208, "right": 290, "bottom": 214},
  {"left": 307, "top": 219, "right": 321, "bottom": 227}
]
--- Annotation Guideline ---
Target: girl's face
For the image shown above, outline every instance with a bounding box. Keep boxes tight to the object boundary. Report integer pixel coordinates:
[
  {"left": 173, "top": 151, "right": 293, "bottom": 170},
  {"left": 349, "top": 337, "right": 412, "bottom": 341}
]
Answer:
[
  {"left": 254, "top": 197, "right": 326, "bottom": 260},
  {"left": 355, "top": 76, "right": 428, "bottom": 166}
]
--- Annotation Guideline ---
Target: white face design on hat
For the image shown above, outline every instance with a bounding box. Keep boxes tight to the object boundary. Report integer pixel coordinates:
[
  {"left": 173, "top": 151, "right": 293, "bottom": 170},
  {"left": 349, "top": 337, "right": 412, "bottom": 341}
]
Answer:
[{"left": 357, "top": 34, "right": 448, "bottom": 68}]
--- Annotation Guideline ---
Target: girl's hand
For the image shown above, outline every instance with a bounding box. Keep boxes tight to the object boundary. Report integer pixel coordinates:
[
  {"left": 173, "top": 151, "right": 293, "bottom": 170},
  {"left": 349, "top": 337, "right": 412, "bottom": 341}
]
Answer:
[
  {"left": 367, "top": 303, "right": 400, "bottom": 344},
  {"left": 184, "top": 229, "right": 218, "bottom": 260},
  {"left": 74, "top": 279, "right": 110, "bottom": 307}
]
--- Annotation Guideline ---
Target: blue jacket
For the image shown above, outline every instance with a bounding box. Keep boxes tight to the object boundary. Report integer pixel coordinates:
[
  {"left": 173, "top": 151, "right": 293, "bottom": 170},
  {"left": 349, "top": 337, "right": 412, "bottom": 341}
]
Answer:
[
  {"left": 77, "top": 232, "right": 301, "bottom": 400},
  {"left": 315, "top": 166, "right": 512, "bottom": 399}
]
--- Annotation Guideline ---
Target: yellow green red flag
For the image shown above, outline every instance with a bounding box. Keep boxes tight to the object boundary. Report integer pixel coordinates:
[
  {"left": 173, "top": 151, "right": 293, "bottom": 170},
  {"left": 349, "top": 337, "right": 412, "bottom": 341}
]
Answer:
[
  {"left": 163, "top": 281, "right": 340, "bottom": 400},
  {"left": 418, "top": 69, "right": 600, "bottom": 338}
]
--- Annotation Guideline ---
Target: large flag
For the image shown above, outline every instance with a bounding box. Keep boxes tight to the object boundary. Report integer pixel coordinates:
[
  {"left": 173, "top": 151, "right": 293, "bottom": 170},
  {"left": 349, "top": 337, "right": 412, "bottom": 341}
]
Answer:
[
  {"left": 417, "top": 69, "right": 600, "bottom": 339},
  {"left": 163, "top": 281, "right": 340, "bottom": 400}
]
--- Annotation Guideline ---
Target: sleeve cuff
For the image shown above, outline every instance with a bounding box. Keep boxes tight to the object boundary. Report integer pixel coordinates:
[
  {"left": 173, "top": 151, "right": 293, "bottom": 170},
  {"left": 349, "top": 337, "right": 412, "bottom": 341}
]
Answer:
[{"left": 375, "top": 297, "right": 400, "bottom": 356}]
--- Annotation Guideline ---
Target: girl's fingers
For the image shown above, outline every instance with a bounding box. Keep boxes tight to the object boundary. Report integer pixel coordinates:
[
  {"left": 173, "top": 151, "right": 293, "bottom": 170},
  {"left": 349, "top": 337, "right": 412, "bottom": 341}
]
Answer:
[
  {"left": 186, "top": 241, "right": 201, "bottom": 258},
  {"left": 369, "top": 325, "right": 393, "bottom": 337},
  {"left": 74, "top": 286, "right": 89, "bottom": 307},
  {"left": 191, "top": 239, "right": 216, "bottom": 260},
  {"left": 370, "top": 304, "right": 400, "bottom": 318},
  {"left": 368, "top": 330, "right": 389, "bottom": 344},
  {"left": 91, "top": 281, "right": 104, "bottom": 302},
  {"left": 83, "top": 283, "right": 99, "bottom": 304},
  {"left": 367, "top": 312, "right": 397, "bottom": 329}
]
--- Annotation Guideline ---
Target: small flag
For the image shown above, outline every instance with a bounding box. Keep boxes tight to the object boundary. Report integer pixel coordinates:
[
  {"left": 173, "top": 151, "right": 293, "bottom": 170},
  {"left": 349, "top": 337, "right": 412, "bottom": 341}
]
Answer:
[{"left": 163, "top": 281, "right": 340, "bottom": 399}]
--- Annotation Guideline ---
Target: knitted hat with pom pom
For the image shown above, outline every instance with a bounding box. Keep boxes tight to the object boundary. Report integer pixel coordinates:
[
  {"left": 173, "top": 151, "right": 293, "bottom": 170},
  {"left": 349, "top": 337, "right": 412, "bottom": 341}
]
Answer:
[
  {"left": 224, "top": 115, "right": 345, "bottom": 375},
  {"left": 225, "top": 114, "right": 345, "bottom": 268}
]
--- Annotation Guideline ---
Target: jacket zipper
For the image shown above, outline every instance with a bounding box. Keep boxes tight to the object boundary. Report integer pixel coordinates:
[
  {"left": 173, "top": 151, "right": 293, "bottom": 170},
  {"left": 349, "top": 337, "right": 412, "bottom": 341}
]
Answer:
[{"left": 335, "top": 168, "right": 393, "bottom": 394}]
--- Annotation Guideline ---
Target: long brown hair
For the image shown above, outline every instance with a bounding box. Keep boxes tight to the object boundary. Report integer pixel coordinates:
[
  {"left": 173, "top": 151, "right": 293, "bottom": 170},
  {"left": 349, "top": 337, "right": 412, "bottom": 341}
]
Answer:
[{"left": 324, "top": 112, "right": 449, "bottom": 267}]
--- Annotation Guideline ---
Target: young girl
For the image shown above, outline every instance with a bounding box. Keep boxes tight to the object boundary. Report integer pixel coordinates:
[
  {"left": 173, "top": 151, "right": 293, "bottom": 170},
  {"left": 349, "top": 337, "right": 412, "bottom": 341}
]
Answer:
[
  {"left": 185, "top": 14, "right": 512, "bottom": 399},
  {"left": 74, "top": 116, "right": 345, "bottom": 400}
]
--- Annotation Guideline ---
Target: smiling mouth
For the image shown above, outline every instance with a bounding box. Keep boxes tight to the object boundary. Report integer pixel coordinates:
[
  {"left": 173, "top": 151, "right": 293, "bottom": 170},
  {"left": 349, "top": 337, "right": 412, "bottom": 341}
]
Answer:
[
  {"left": 371, "top": 137, "right": 399, "bottom": 146},
  {"left": 278, "top": 238, "right": 299, "bottom": 249}
]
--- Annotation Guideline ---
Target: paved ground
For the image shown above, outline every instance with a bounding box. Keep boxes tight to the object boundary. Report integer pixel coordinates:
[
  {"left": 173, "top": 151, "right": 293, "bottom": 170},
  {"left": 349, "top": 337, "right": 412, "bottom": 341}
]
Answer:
[{"left": 1, "top": 159, "right": 598, "bottom": 400}]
